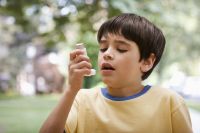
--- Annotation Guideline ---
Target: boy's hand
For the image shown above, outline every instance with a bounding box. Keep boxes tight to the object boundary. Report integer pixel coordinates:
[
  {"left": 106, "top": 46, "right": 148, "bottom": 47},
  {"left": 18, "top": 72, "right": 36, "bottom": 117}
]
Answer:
[{"left": 68, "top": 49, "right": 92, "bottom": 92}]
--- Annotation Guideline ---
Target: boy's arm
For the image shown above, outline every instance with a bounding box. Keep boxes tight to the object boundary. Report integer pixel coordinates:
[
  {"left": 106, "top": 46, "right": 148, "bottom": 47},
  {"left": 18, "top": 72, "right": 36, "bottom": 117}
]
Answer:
[
  {"left": 39, "top": 88, "right": 78, "bottom": 133},
  {"left": 39, "top": 49, "right": 92, "bottom": 133}
]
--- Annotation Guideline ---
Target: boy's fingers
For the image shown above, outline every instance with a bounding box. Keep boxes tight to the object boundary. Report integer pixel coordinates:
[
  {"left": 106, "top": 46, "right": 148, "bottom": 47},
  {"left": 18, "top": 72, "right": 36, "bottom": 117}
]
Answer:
[
  {"left": 73, "top": 55, "right": 90, "bottom": 64},
  {"left": 69, "top": 49, "right": 84, "bottom": 61},
  {"left": 69, "top": 61, "right": 92, "bottom": 70}
]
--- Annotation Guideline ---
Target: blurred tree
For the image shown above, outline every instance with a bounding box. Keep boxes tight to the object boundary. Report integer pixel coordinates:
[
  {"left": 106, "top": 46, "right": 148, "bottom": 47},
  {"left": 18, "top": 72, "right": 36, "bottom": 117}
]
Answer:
[
  {"left": 0, "top": 0, "right": 121, "bottom": 90},
  {"left": 0, "top": 0, "right": 200, "bottom": 91}
]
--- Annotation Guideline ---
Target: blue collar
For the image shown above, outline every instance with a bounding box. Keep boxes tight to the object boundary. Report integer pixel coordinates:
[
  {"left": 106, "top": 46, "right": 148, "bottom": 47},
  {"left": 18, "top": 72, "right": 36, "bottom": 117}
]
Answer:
[{"left": 101, "top": 85, "right": 151, "bottom": 101}]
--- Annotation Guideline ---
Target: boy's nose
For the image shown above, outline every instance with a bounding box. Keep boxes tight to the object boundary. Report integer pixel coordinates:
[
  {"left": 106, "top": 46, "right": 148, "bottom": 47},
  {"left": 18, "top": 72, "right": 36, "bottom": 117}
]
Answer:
[{"left": 103, "top": 49, "right": 114, "bottom": 60}]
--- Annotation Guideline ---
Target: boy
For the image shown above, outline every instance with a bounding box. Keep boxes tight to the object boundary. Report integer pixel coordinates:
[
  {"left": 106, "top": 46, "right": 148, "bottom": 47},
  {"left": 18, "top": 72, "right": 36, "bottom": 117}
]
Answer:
[{"left": 40, "top": 13, "right": 192, "bottom": 133}]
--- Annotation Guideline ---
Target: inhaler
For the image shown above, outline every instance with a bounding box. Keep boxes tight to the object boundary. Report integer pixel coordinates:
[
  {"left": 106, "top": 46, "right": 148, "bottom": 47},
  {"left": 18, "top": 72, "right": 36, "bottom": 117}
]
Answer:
[{"left": 76, "top": 43, "right": 96, "bottom": 76}]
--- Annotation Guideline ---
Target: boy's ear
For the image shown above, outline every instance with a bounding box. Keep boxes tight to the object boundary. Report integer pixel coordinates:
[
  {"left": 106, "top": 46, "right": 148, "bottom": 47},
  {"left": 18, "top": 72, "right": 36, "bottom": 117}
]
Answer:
[{"left": 140, "top": 53, "right": 156, "bottom": 73}]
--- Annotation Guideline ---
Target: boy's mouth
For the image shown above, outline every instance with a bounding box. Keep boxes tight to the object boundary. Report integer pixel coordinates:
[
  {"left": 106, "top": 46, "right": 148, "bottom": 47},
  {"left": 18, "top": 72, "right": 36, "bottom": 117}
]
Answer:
[{"left": 101, "top": 63, "right": 115, "bottom": 70}]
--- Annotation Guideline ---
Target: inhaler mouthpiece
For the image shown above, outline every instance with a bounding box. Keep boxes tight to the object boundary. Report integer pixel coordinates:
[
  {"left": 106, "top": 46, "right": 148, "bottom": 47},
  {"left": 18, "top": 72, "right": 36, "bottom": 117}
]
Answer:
[{"left": 76, "top": 43, "right": 96, "bottom": 76}]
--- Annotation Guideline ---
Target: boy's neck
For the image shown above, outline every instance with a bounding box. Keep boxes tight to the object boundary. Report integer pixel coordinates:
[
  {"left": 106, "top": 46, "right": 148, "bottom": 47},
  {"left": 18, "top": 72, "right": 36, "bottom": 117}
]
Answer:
[{"left": 106, "top": 84, "right": 144, "bottom": 97}]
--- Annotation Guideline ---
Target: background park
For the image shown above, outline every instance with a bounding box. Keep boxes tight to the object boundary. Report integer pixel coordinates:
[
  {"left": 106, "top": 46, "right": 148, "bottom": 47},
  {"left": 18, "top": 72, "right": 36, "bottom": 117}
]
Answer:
[{"left": 0, "top": 0, "right": 200, "bottom": 132}]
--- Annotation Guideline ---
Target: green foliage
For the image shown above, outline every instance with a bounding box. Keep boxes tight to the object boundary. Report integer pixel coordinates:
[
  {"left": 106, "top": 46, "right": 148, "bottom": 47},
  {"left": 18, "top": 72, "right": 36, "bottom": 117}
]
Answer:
[{"left": 1, "top": 0, "right": 200, "bottom": 89}]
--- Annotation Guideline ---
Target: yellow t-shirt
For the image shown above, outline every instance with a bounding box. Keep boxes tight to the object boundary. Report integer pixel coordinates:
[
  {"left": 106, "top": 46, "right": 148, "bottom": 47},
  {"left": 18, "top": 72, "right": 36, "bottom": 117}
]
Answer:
[{"left": 65, "top": 85, "right": 192, "bottom": 133}]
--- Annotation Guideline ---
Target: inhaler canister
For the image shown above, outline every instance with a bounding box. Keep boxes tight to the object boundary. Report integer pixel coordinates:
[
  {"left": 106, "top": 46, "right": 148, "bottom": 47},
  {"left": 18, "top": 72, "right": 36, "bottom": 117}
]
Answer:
[{"left": 75, "top": 43, "right": 96, "bottom": 76}]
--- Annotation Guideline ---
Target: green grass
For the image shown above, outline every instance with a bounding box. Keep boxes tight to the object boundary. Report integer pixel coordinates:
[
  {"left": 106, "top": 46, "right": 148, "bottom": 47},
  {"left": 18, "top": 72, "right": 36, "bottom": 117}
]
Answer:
[
  {"left": 0, "top": 94, "right": 60, "bottom": 133},
  {"left": 186, "top": 100, "right": 200, "bottom": 112}
]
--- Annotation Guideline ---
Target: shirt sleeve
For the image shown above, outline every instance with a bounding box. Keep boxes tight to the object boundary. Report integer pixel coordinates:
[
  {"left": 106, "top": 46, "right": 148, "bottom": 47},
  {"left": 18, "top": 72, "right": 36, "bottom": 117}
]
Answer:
[
  {"left": 65, "top": 91, "right": 82, "bottom": 133},
  {"left": 171, "top": 99, "right": 193, "bottom": 133}
]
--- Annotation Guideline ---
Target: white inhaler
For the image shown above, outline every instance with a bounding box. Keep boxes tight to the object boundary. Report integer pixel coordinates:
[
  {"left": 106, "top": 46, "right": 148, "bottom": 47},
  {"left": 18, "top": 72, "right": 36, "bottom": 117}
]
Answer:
[{"left": 75, "top": 43, "right": 96, "bottom": 76}]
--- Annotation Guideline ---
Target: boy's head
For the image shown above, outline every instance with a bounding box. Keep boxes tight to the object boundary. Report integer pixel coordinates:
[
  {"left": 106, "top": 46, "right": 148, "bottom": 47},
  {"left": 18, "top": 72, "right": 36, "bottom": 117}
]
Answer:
[{"left": 97, "top": 13, "right": 165, "bottom": 80}]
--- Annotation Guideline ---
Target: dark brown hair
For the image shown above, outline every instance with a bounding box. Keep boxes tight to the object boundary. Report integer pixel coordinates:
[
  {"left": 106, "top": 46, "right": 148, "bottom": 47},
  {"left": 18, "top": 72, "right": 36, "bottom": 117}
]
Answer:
[{"left": 97, "top": 13, "right": 166, "bottom": 80}]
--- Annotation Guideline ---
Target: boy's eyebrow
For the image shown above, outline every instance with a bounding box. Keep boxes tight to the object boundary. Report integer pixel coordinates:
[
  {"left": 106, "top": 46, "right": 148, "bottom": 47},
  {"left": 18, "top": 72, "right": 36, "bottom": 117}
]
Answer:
[
  {"left": 99, "top": 39, "right": 131, "bottom": 46},
  {"left": 114, "top": 40, "right": 131, "bottom": 45}
]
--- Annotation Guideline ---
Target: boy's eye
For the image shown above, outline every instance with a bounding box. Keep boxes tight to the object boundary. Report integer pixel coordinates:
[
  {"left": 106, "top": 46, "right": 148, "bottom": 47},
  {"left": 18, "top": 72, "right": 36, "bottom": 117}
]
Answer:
[
  {"left": 117, "top": 49, "right": 128, "bottom": 53},
  {"left": 100, "top": 48, "right": 107, "bottom": 52}
]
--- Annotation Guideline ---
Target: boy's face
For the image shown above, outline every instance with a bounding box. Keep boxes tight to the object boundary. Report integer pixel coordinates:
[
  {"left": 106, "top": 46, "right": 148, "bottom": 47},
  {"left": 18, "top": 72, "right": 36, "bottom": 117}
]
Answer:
[{"left": 98, "top": 33, "right": 144, "bottom": 88}]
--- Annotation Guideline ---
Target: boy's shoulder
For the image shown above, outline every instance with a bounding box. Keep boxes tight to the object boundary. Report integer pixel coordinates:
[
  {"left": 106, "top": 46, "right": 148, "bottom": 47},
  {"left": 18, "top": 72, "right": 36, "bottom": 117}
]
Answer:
[
  {"left": 79, "top": 87, "right": 100, "bottom": 95},
  {"left": 150, "top": 85, "right": 185, "bottom": 104},
  {"left": 76, "top": 86, "right": 186, "bottom": 106},
  {"left": 76, "top": 87, "right": 101, "bottom": 101},
  {"left": 150, "top": 85, "right": 181, "bottom": 95}
]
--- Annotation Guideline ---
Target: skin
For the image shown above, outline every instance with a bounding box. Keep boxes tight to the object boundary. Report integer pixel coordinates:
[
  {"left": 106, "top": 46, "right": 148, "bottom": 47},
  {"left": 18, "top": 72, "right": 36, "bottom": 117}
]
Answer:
[{"left": 39, "top": 33, "right": 155, "bottom": 133}]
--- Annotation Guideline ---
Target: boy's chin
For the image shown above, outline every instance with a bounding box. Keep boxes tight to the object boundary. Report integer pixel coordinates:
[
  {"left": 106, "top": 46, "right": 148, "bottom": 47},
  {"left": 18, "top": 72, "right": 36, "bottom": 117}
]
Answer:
[{"left": 102, "top": 78, "right": 118, "bottom": 88}]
